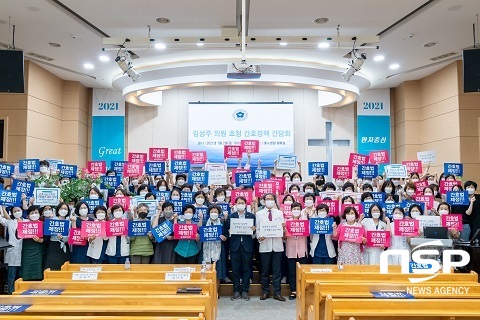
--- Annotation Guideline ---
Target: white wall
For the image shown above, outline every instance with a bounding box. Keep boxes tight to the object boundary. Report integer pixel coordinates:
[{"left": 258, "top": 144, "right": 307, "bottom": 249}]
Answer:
[{"left": 127, "top": 86, "right": 355, "bottom": 178}]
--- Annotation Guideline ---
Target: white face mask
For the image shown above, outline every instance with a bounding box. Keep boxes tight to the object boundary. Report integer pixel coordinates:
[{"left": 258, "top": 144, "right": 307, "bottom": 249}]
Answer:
[
  {"left": 89, "top": 194, "right": 99, "bottom": 200},
  {"left": 336, "top": 179, "right": 344, "bottom": 187},
  {"left": 113, "top": 210, "right": 123, "bottom": 219},
  {"left": 143, "top": 180, "right": 149, "bottom": 185},
  {"left": 13, "top": 211, "right": 23, "bottom": 219},
  {"left": 216, "top": 196, "right": 225, "bottom": 202},
  {"left": 292, "top": 178, "right": 301, "bottom": 182},
  {"left": 428, "top": 180, "right": 437, "bottom": 185},
  {"left": 317, "top": 211, "right": 327, "bottom": 218},
  {"left": 196, "top": 198, "right": 205, "bottom": 205},
  {"left": 284, "top": 200, "right": 293, "bottom": 205},
  {"left": 96, "top": 212, "right": 106, "bottom": 220},
  {"left": 43, "top": 210, "right": 53, "bottom": 218},
  {"left": 410, "top": 211, "right": 421, "bottom": 218},
  {"left": 385, "top": 200, "right": 395, "bottom": 203},
  {"left": 292, "top": 210, "right": 301, "bottom": 217},
  {"left": 260, "top": 199, "right": 265, "bottom": 206},
  {"left": 467, "top": 188, "right": 475, "bottom": 195},
  {"left": 385, "top": 187, "right": 393, "bottom": 194},
  {"left": 40, "top": 166, "right": 48, "bottom": 173},
  {"left": 424, "top": 192, "right": 433, "bottom": 196},
  {"left": 406, "top": 189, "right": 415, "bottom": 196},
  {"left": 305, "top": 199, "right": 314, "bottom": 207},
  {"left": 364, "top": 199, "right": 373, "bottom": 203},
  {"left": 434, "top": 191, "right": 438, "bottom": 196},
  {"left": 225, "top": 190, "right": 231, "bottom": 197},
  {"left": 140, "top": 191, "right": 148, "bottom": 196},
  {"left": 29, "top": 213, "right": 40, "bottom": 221},
  {"left": 209, "top": 212, "right": 219, "bottom": 220},
  {"left": 79, "top": 208, "right": 88, "bottom": 216},
  {"left": 61, "top": 180, "right": 69, "bottom": 185},
  {"left": 236, "top": 204, "right": 246, "bottom": 212},
  {"left": 202, "top": 187, "right": 209, "bottom": 194},
  {"left": 412, "top": 178, "right": 419, "bottom": 183},
  {"left": 184, "top": 213, "right": 193, "bottom": 220},
  {"left": 343, "top": 201, "right": 352, "bottom": 205},
  {"left": 58, "top": 209, "right": 68, "bottom": 217},
  {"left": 265, "top": 200, "right": 275, "bottom": 209},
  {"left": 132, "top": 179, "right": 139, "bottom": 186},
  {"left": 346, "top": 214, "right": 356, "bottom": 222},
  {"left": 171, "top": 195, "right": 180, "bottom": 201},
  {"left": 393, "top": 213, "right": 403, "bottom": 220},
  {"left": 291, "top": 189, "right": 299, "bottom": 194},
  {"left": 177, "top": 179, "right": 185, "bottom": 186},
  {"left": 438, "top": 209, "right": 449, "bottom": 215},
  {"left": 305, "top": 188, "right": 314, "bottom": 194},
  {"left": 158, "top": 186, "right": 167, "bottom": 191},
  {"left": 371, "top": 211, "right": 381, "bottom": 219},
  {"left": 363, "top": 180, "right": 372, "bottom": 185}
]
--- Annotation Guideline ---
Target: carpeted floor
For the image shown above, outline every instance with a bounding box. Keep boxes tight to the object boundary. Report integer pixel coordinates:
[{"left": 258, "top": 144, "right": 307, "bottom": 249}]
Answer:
[{"left": 217, "top": 296, "right": 296, "bottom": 320}]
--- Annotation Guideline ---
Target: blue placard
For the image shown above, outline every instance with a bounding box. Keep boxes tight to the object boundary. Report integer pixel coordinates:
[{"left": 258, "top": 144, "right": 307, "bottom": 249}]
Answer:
[
  {"left": 446, "top": 191, "right": 469, "bottom": 206},
  {"left": 309, "top": 217, "right": 334, "bottom": 235},
  {"left": 409, "top": 262, "right": 433, "bottom": 273},
  {"left": 18, "top": 159, "right": 40, "bottom": 173},
  {"left": 171, "top": 160, "right": 190, "bottom": 174},
  {"left": 157, "top": 191, "right": 171, "bottom": 201},
  {"left": 57, "top": 164, "right": 77, "bottom": 178},
  {"left": 361, "top": 202, "right": 376, "bottom": 218},
  {"left": 308, "top": 162, "right": 329, "bottom": 176},
  {"left": 382, "top": 202, "right": 396, "bottom": 220},
  {"left": 235, "top": 171, "right": 253, "bottom": 186},
  {"left": 128, "top": 220, "right": 151, "bottom": 236},
  {"left": 110, "top": 160, "right": 127, "bottom": 173},
  {"left": 444, "top": 163, "right": 463, "bottom": 176},
  {"left": 358, "top": 164, "right": 378, "bottom": 179},
  {"left": 371, "top": 291, "right": 414, "bottom": 299},
  {"left": 401, "top": 201, "right": 425, "bottom": 214},
  {"left": 21, "top": 289, "right": 63, "bottom": 295},
  {"left": 194, "top": 207, "right": 209, "bottom": 223},
  {"left": 218, "top": 203, "right": 231, "bottom": 215},
  {"left": 43, "top": 219, "right": 70, "bottom": 236},
  {"left": 0, "top": 163, "right": 15, "bottom": 178},
  {"left": 145, "top": 162, "right": 166, "bottom": 175},
  {"left": 181, "top": 192, "right": 194, "bottom": 204},
  {"left": 100, "top": 175, "right": 121, "bottom": 189},
  {"left": 83, "top": 199, "right": 104, "bottom": 214},
  {"left": 199, "top": 225, "right": 222, "bottom": 242},
  {"left": 171, "top": 200, "right": 186, "bottom": 214},
  {"left": 188, "top": 171, "right": 209, "bottom": 185},
  {"left": 151, "top": 220, "right": 173, "bottom": 243},
  {"left": 11, "top": 179, "right": 35, "bottom": 197},
  {"left": 0, "top": 190, "right": 22, "bottom": 207},
  {"left": 252, "top": 169, "right": 271, "bottom": 183},
  {"left": 371, "top": 192, "right": 386, "bottom": 203},
  {"left": 0, "top": 305, "right": 32, "bottom": 313}
]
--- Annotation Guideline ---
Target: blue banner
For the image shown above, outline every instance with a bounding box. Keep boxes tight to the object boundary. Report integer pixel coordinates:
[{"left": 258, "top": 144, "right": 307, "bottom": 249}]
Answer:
[
  {"left": 188, "top": 171, "right": 209, "bottom": 185},
  {"left": 128, "top": 220, "right": 151, "bottom": 236},
  {"left": 361, "top": 202, "right": 376, "bottom": 218},
  {"left": 92, "top": 116, "right": 125, "bottom": 164},
  {"left": 218, "top": 203, "right": 231, "bottom": 215},
  {"left": 100, "top": 175, "right": 121, "bottom": 189},
  {"left": 151, "top": 220, "right": 173, "bottom": 243},
  {"left": 0, "top": 163, "right": 15, "bottom": 178},
  {"left": 358, "top": 165, "right": 378, "bottom": 179},
  {"left": 110, "top": 160, "right": 127, "bottom": 173},
  {"left": 371, "top": 192, "right": 386, "bottom": 203},
  {"left": 157, "top": 191, "right": 171, "bottom": 202},
  {"left": 371, "top": 291, "right": 414, "bottom": 299},
  {"left": 446, "top": 191, "right": 469, "bottom": 206},
  {"left": 171, "top": 200, "right": 186, "bottom": 214},
  {"left": 0, "top": 190, "right": 22, "bottom": 207},
  {"left": 11, "top": 179, "right": 35, "bottom": 197},
  {"left": 235, "top": 171, "right": 253, "bottom": 186},
  {"left": 18, "top": 159, "right": 39, "bottom": 173},
  {"left": 145, "top": 162, "right": 166, "bottom": 175},
  {"left": 171, "top": 160, "right": 190, "bottom": 174},
  {"left": 382, "top": 202, "right": 396, "bottom": 220},
  {"left": 21, "top": 289, "right": 63, "bottom": 295},
  {"left": 200, "top": 225, "right": 222, "bottom": 242},
  {"left": 309, "top": 217, "right": 334, "bottom": 235},
  {"left": 444, "top": 163, "right": 463, "bottom": 176},
  {"left": 401, "top": 201, "right": 425, "bottom": 214},
  {"left": 83, "top": 199, "right": 104, "bottom": 214},
  {"left": 181, "top": 192, "right": 194, "bottom": 204},
  {"left": 0, "top": 305, "right": 32, "bottom": 313},
  {"left": 57, "top": 164, "right": 77, "bottom": 178},
  {"left": 43, "top": 219, "right": 70, "bottom": 236},
  {"left": 252, "top": 169, "right": 270, "bottom": 183},
  {"left": 194, "top": 207, "right": 209, "bottom": 224},
  {"left": 308, "top": 162, "right": 329, "bottom": 176}
]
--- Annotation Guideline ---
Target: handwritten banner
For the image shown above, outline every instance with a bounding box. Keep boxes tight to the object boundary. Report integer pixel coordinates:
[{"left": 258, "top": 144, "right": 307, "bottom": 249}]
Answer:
[
  {"left": 309, "top": 218, "right": 334, "bottom": 235},
  {"left": 441, "top": 214, "right": 463, "bottom": 231},
  {"left": 339, "top": 225, "right": 364, "bottom": 243},
  {"left": 68, "top": 228, "right": 86, "bottom": 245},
  {"left": 174, "top": 223, "right": 198, "bottom": 240},
  {"left": 81, "top": 220, "right": 106, "bottom": 238},
  {"left": 106, "top": 219, "right": 128, "bottom": 237},
  {"left": 259, "top": 221, "right": 283, "bottom": 237},
  {"left": 18, "top": 221, "right": 43, "bottom": 238},
  {"left": 286, "top": 220, "right": 309, "bottom": 236},
  {"left": 394, "top": 219, "right": 419, "bottom": 236},
  {"left": 366, "top": 230, "right": 390, "bottom": 247},
  {"left": 229, "top": 218, "right": 254, "bottom": 235},
  {"left": 149, "top": 147, "right": 169, "bottom": 161},
  {"left": 199, "top": 225, "right": 222, "bottom": 241},
  {"left": 43, "top": 219, "right": 70, "bottom": 237}
]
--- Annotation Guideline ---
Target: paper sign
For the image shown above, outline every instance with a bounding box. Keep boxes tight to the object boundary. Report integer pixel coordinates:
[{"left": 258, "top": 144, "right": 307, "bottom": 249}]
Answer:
[
  {"left": 414, "top": 180, "right": 429, "bottom": 194},
  {"left": 254, "top": 181, "right": 276, "bottom": 197},
  {"left": 441, "top": 214, "right": 463, "bottom": 231},
  {"left": 21, "top": 289, "right": 63, "bottom": 295},
  {"left": 385, "top": 164, "right": 408, "bottom": 178},
  {"left": 19, "top": 159, "right": 40, "bottom": 173},
  {"left": 277, "top": 155, "right": 297, "bottom": 169},
  {"left": 259, "top": 221, "right": 283, "bottom": 237},
  {"left": 413, "top": 195, "right": 434, "bottom": 210},
  {"left": 83, "top": 199, "right": 104, "bottom": 214},
  {"left": 43, "top": 219, "right": 70, "bottom": 237},
  {"left": 18, "top": 221, "right": 43, "bottom": 238},
  {"left": 57, "top": 164, "right": 77, "bottom": 178},
  {"left": 87, "top": 161, "right": 106, "bottom": 174},
  {"left": 100, "top": 176, "right": 121, "bottom": 190},
  {"left": 0, "top": 190, "right": 22, "bottom": 207},
  {"left": 72, "top": 272, "right": 98, "bottom": 281},
  {"left": 333, "top": 165, "right": 352, "bottom": 179},
  {"left": 11, "top": 179, "right": 35, "bottom": 197},
  {"left": 0, "top": 163, "right": 15, "bottom": 178},
  {"left": 369, "top": 150, "right": 390, "bottom": 164},
  {"left": 152, "top": 220, "right": 173, "bottom": 243},
  {"left": 417, "top": 215, "right": 441, "bottom": 230},
  {"left": 174, "top": 267, "right": 196, "bottom": 272},
  {"left": 371, "top": 291, "right": 414, "bottom": 299},
  {"left": 240, "top": 140, "right": 260, "bottom": 153},
  {"left": 128, "top": 152, "right": 147, "bottom": 164},
  {"left": 68, "top": 228, "right": 86, "bottom": 245},
  {"left": 340, "top": 203, "right": 363, "bottom": 217},
  {"left": 128, "top": 220, "right": 151, "bottom": 236},
  {"left": 200, "top": 225, "right": 222, "bottom": 241},
  {"left": 81, "top": 221, "right": 106, "bottom": 238},
  {"left": 348, "top": 153, "right": 370, "bottom": 167},
  {"left": 106, "top": 219, "right": 128, "bottom": 236},
  {"left": 252, "top": 169, "right": 271, "bottom": 183},
  {"left": 108, "top": 196, "right": 130, "bottom": 210},
  {"left": 224, "top": 145, "right": 241, "bottom": 159},
  {"left": 286, "top": 220, "right": 309, "bottom": 236},
  {"left": 33, "top": 188, "right": 60, "bottom": 206},
  {"left": 123, "top": 163, "right": 143, "bottom": 176},
  {"left": 371, "top": 192, "right": 386, "bottom": 203},
  {"left": 446, "top": 191, "right": 469, "bottom": 206},
  {"left": 338, "top": 225, "right": 364, "bottom": 243},
  {"left": 110, "top": 160, "right": 127, "bottom": 173},
  {"left": 165, "top": 272, "right": 191, "bottom": 281},
  {"left": 366, "top": 230, "right": 391, "bottom": 247},
  {"left": 281, "top": 204, "right": 292, "bottom": 219},
  {"left": 417, "top": 150, "right": 437, "bottom": 164},
  {"left": 229, "top": 218, "right": 253, "bottom": 235},
  {"left": 80, "top": 266, "right": 103, "bottom": 272},
  {"left": 309, "top": 217, "right": 334, "bottom": 235},
  {"left": 145, "top": 162, "right": 166, "bottom": 175},
  {"left": 230, "top": 190, "right": 253, "bottom": 205},
  {"left": 0, "top": 305, "right": 32, "bottom": 313},
  {"left": 319, "top": 199, "right": 339, "bottom": 217},
  {"left": 440, "top": 180, "right": 462, "bottom": 194},
  {"left": 171, "top": 160, "right": 191, "bottom": 174},
  {"left": 357, "top": 165, "right": 378, "bottom": 179},
  {"left": 269, "top": 177, "right": 286, "bottom": 193},
  {"left": 310, "top": 268, "right": 333, "bottom": 273},
  {"left": 171, "top": 149, "right": 190, "bottom": 160},
  {"left": 137, "top": 200, "right": 158, "bottom": 217},
  {"left": 189, "top": 151, "right": 207, "bottom": 165},
  {"left": 149, "top": 147, "right": 169, "bottom": 161},
  {"left": 402, "top": 160, "right": 423, "bottom": 174},
  {"left": 444, "top": 163, "right": 463, "bottom": 176},
  {"left": 235, "top": 171, "right": 253, "bottom": 187},
  {"left": 171, "top": 200, "right": 186, "bottom": 214},
  {"left": 174, "top": 223, "right": 198, "bottom": 240},
  {"left": 180, "top": 192, "right": 194, "bottom": 204}
]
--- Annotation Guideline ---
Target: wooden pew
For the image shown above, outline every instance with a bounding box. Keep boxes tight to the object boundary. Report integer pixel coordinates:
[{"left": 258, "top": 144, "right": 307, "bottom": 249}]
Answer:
[
  {"left": 324, "top": 296, "right": 480, "bottom": 320},
  {"left": 308, "top": 281, "right": 480, "bottom": 320},
  {"left": 0, "top": 316, "right": 203, "bottom": 320},
  {"left": 43, "top": 269, "right": 216, "bottom": 281},
  {"left": 61, "top": 262, "right": 204, "bottom": 271}
]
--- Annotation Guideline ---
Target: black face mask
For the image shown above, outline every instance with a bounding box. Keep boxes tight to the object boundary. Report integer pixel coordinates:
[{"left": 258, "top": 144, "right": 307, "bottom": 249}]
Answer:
[{"left": 138, "top": 212, "right": 148, "bottom": 219}]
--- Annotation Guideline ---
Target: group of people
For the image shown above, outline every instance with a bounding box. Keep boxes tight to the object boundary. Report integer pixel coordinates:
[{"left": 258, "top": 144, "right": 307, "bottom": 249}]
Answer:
[{"left": 0, "top": 158, "right": 479, "bottom": 303}]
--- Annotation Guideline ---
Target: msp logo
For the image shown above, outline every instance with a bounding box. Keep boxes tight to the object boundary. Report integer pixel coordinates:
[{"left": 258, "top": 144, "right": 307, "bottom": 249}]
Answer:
[{"left": 233, "top": 109, "right": 248, "bottom": 121}]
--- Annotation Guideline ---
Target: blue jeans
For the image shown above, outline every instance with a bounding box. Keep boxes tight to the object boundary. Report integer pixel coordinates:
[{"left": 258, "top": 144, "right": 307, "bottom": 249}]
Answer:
[
  {"left": 312, "top": 256, "right": 335, "bottom": 264},
  {"left": 107, "top": 256, "right": 127, "bottom": 264},
  {"left": 460, "top": 224, "right": 471, "bottom": 241},
  {"left": 7, "top": 266, "right": 20, "bottom": 295}
]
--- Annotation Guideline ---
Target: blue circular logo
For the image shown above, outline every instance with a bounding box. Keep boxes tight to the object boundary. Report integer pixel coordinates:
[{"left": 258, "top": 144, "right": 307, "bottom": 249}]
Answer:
[{"left": 233, "top": 109, "right": 248, "bottom": 121}]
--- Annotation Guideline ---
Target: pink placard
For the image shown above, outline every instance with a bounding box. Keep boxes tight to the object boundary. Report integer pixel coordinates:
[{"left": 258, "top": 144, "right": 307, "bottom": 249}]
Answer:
[
  {"left": 230, "top": 190, "right": 253, "bottom": 205},
  {"left": 128, "top": 152, "right": 148, "bottom": 164},
  {"left": 369, "top": 150, "right": 389, "bottom": 164},
  {"left": 68, "top": 228, "right": 86, "bottom": 245},
  {"left": 440, "top": 180, "right": 462, "bottom": 194},
  {"left": 254, "top": 181, "right": 277, "bottom": 197},
  {"left": 366, "top": 230, "right": 391, "bottom": 247},
  {"left": 441, "top": 214, "right": 463, "bottom": 231},
  {"left": 402, "top": 160, "right": 423, "bottom": 174},
  {"left": 281, "top": 204, "right": 292, "bottom": 219},
  {"left": 87, "top": 161, "right": 106, "bottom": 174},
  {"left": 413, "top": 195, "right": 434, "bottom": 210},
  {"left": 340, "top": 203, "right": 363, "bottom": 217},
  {"left": 17, "top": 221, "right": 43, "bottom": 239},
  {"left": 106, "top": 219, "right": 128, "bottom": 237},
  {"left": 189, "top": 151, "right": 207, "bottom": 164},
  {"left": 320, "top": 199, "right": 340, "bottom": 217},
  {"left": 333, "top": 165, "right": 352, "bottom": 179},
  {"left": 123, "top": 163, "right": 143, "bottom": 177},
  {"left": 286, "top": 220, "right": 309, "bottom": 237},
  {"left": 268, "top": 177, "right": 286, "bottom": 193},
  {"left": 171, "top": 149, "right": 190, "bottom": 160},
  {"left": 394, "top": 219, "right": 419, "bottom": 236},
  {"left": 108, "top": 196, "right": 131, "bottom": 210},
  {"left": 240, "top": 140, "right": 260, "bottom": 154},
  {"left": 174, "top": 223, "right": 198, "bottom": 240},
  {"left": 149, "top": 147, "right": 169, "bottom": 161},
  {"left": 224, "top": 145, "right": 241, "bottom": 159},
  {"left": 348, "top": 153, "right": 370, "bottom": 167},
  {"left": 338, "top": 225, "right": 364, "bottom": 243},
  {"left": 414, "top": 181, "right": 429, "bottom": 194},
  {"left": 80, "top": 220, "right": 106, "bottom": 238}
]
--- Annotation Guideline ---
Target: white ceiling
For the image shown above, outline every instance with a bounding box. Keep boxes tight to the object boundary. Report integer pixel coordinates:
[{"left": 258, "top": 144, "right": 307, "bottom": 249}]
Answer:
[{"left": 0, "top": 0, "right": 477, "bottom": 90}]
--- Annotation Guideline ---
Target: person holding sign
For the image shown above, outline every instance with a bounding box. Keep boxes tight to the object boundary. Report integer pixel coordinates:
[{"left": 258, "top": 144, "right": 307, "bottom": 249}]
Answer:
[
  {"left": 361, "top": 204, "right": 389, "bottom": 265},
  {"left": 437, "top": 202, "right": 461, "bottom": 240},
  {"left": 256, "top": 193, "right": 286, "bottom": 301},
  {"left": 106, "top": 204, "right": 130, "bottom": 264},
  {"left": 70, "top": 202, "right": 93, "bottom": 264},
  {"left": 464, "top": 181, "right": 478, "bottom": 241},
  {"left": 130, "top": 204, "right": 154, "bottom": 264},
  {"left": 334, "top": 206, "right": 366, "bottom": 265},
  {"left": 152, "top": 202, "right": 177, "bottom": 264},
  {"left": 87, "top": 206, "right": 109, "bottom": 264},
  {"left": 201, "top": 205, "right": 227, "bottom": 285},
  {"left": 21, "top": 206, "right": 45, "bottom": 280},
  {"left": 388, "top": 207, "right": 412, "bottom": 265},
  {"left": 309, "top": 204, "right": 337, "bottom": 264},
  {"left": 174, "top": 204, "right": 201, "bottom": 263},
  {"left": 44, "top": 203, "right": 71, "bottom": 270}
]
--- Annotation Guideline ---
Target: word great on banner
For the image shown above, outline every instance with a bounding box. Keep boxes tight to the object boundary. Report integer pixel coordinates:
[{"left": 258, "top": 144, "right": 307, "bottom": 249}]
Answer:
[{"left": 174, "top": 223, "right": 198, "bottom": 240}]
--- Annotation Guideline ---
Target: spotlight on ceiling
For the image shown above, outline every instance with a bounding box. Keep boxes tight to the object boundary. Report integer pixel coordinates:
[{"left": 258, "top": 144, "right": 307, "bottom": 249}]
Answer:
[
  {"left": 342, "top": 51, "right": 366, "bottom": 82},
  {"left": 115, "top": 54, "right": 140, "bottom": 82}
]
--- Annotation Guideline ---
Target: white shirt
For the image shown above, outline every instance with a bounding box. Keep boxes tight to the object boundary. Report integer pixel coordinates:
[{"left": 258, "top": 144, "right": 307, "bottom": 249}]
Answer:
[
  {"left": 0, "top": 217, "right": 23, "bottom": 266},
  {"left": 256, "top": 207, "right": 284, "bottom": 253}
]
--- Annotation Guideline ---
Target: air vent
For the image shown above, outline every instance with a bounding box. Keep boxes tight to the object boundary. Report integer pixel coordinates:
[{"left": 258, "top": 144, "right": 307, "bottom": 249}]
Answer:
[
  {"left": 25, "top": 52, "right": 54, "bottom": 61},
  {"left": 430, "top": 51, "right": 458, "bottom": 61}
]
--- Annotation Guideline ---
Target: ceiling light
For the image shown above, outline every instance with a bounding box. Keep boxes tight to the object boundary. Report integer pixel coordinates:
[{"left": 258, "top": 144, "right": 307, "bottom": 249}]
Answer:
[
  {"left": 156, "top": 17, "right": 171, "bottom": 24},
  {"left": 342, "top": 52, "right": 366, "bottom": 82},
  {"left": 389, "top": 63, "right": 400, "bottom": 70},
  {"left": 279, "top": 42, "right": 288, "bottom": 46},
  {"left": 373, "top": 55, "right": 385, "bottom": 61},
  {"left": 115, "top": 54, "right": 140, "bottom": 82},
  {"left": 196, "top": 42, "right": 204, "bottom": 46},
  {"left": 83, "top": 63, "right": 94, "bottom": 69},
  {"left": 99, "top": 55, "right": 110, "bottom": 62},
  {"left": 314, "top": 17, "right": 329, "bottom": 24},
  {"left": 318, "top": 42, "right": 330, "bottom": 48},
  {"left": 155, "top": 43, "right": 166, "bottom": 49},
  {"left": 47, "top": 42, "right": 61, "bottom": 48},
  {"left": 424, "top": 42, "right": 438, "bottom": 48}
]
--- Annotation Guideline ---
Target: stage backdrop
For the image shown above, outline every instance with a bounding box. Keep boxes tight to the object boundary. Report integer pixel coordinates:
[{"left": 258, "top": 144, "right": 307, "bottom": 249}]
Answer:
[{"left": 188, "top": 102, "right": 294, "bottom": 167}]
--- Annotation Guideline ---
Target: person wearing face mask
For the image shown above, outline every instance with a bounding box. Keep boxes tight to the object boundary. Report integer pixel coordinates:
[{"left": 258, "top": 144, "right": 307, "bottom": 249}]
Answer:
[
  {"left": 193, "top": 191, "right": 209, "bottom": 225},
  {"left": 309, "top": 204, "right": 337, "bottom": 265},
  {"left": 114, "top": 189, "right": 127, "bottom": 198},
  {"left": 291, "top": 172, "right": 302, "bottom": 184},
  {"left": 333, "top": 207, "right": 367, "bottom": 265},
  {"left": 402, "top": 183, "right": 416, "bottom": 202},
  {"left": 463, "top": 181, "right": 479, "bottom": 241},
  {"left": 408, "top": 204, "right": 425, "bottom": 236},
  {"left": 409, "top": 172, "right": 420, "bottom": 184},
  {"left": 137, "top": 185, "right": 150, "bottom": 197},
  {"left": 381, "top": 180, "right": 398, "bottom": 202},
  {"left": 387, "top": 207, "right": 412, "bottom": 265},
  {"left": 152, "top": 202, "right": 178, "bottom": 264},
  {"left": 256, "top": 193, "right": 286, "bottom": 301},
  {"left": 302, "top": 193, "right": 316, "bottom": 217},
  {"left": 213, "top": 188, "right": 227, "bottom": 204},
  {"left": 174, "top": 204, "right": 201, "bottom": 264},
  {"left": 303, "top": 183, "right": 316, "bottom": 196},
  {"left": 129, "top": 204, "right": 154, "bottom": 264},
  {"left": 321, "top": 182, "right": 337, "bottom": 192},
  {"left": 0, "top": 205, "right": 24, "bottom": 294},
  {"left": 174, "top": 174, "right": 187, "bottom": 189},
  {"left": 361, "top": 204, "right": 389, "bottom": 265},
  {"left": 435, "top": 202, "right": 461, "bottom": 240},
  {"left": 342, "top": 182, "right": 355, "bottom": 193},
  {"left": 314, "top": 175, "right": 325, "bottom": 189},
  {"left": 21, "top": 206, "right": 45, "bottom": 280},
  {"left": 156, "top": 179, "right": 169, "bottom": 192},
  {"left": 288, "top": 184, "right": 301, "bottom": 197},
  {"left": 281, "top": 195, "right": 295, "bottom": 219},
  {"left": 170, "top": 188, "right": 182, "bottom": 202},
  {"left": 70, "top": 202, "right": 93, "bottom": 264},
  {"left": 87, "top": 206, "right": 109, "bottom": 264},
  {"left": 285, "top": 202, "right": 308, "bottom": 300},
  {"left": 127, "top": 175, "right": 142, "bottom": 194},
  {"left": 44, "top": 203, "right": 71, "bottom": 270},
  {"left": 88, "top": 187, "right": 103, "bottom": 201},
  {"left": 105, "top": 204, "right": 130, "bottom": 264}
]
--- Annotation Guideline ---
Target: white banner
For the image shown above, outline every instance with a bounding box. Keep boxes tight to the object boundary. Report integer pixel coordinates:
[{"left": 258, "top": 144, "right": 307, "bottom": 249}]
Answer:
[
  {"left": 356, "top": 89, "right": 391, "bottom": 116},
  {"left": 92, "top": 89, "right": 125, "bottom": 117}
]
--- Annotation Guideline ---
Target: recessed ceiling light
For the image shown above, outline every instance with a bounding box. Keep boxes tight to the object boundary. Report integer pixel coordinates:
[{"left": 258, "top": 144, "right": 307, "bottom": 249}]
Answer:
[
  {"left": 373, "top": 55, "right": 385, "bottom": 62},
  {"left": 424, "top": 42, "right": 438, "bottom": 48},
  {"left": 318, "top": 42, "right": 330, "bottom": 48},
  {"left": 83, "top": 63, "right": 94, "bottom": 69},
  {"left": 155, "top": 43, "right": 166, "bottom": 49},
  {"left": 279, "top": 42, "right": 288, "bottom": 46},
  {"left": 156, "top": 17, "right": 171, "bottom": 24},
  {"left": 47, "top": 42, "right": 61, "bottom": 48},
  {"left": 99, "top": 55, "right": 110, "bottom": 62},
  {"left": 196, "top": 42, "right": 204, "bottom": 47},
  {"left": 314, "top": 17, "right": 329, "bottom": 24},
  {"left": 389, "top": 63, "right": 400, "bottom": 70}
]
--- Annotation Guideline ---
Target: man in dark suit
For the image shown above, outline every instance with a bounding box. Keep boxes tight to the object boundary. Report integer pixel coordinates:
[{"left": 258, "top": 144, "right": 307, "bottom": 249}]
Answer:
[{"left": 224, "top": 196, "right": 256, "bottom": 301}]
